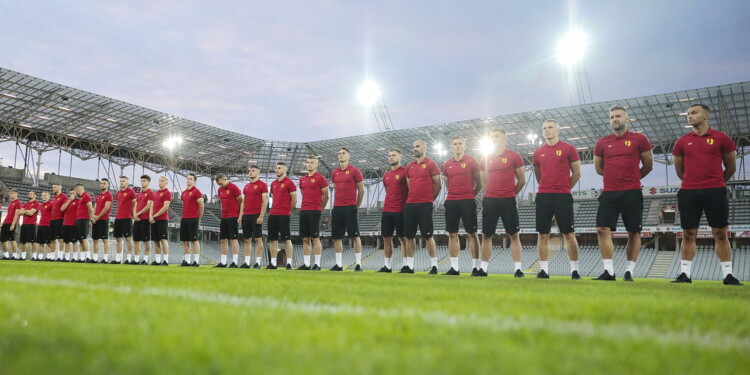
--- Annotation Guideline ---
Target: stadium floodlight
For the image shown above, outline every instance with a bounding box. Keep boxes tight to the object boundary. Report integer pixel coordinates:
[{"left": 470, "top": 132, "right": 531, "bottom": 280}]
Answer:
[
  {"left": 162, "top": 135, "right": 183, "bottom": 150},
  {"left": 358, "top": 80, "right": 382, "bottom": 107},
  {"left": 434, "top": 143, "right": 447, "bottom": 156},
  {"left": 479, "top": 137, "right": 494, "bottom": 156},
  {"left": 556, "top": 30, "right": 588, "bottom": 65},
  {"left": 526, "top": 133, "right": 541, "bottom": 145}
]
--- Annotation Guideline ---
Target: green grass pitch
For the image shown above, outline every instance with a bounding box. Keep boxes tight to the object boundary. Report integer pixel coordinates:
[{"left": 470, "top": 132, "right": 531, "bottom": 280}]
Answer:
[{"left": 1, "top": 262, "right": 748, "bottom": 374}]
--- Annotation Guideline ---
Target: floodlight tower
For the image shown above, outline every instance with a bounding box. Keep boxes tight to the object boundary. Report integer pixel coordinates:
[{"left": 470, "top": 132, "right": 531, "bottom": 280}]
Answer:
[
  {"left": 557, "top": 30, "right": 593, "bottom": 105},
  {"left": 359, "top": 80, "right": 395, "bottom": 132}
]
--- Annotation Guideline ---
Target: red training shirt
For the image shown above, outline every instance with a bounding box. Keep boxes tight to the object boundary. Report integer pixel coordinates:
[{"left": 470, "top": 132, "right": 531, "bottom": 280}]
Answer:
[
  {"left": 406, "top": 157, "right": 441, "bottom": 204},
  {"left": 152, "top": 188, "right": 172, "bottom": 221},
  {"left": 299, "top": 172, "right": 328, "bottom": 211},
  {"left": 22, "top": 200, "right": 41, "bottom": 225},
  {"left": 135, "top": 189, "right": 153, "bottom": 220},
  {"left": 383, "top": 166, "right": 408, "bottom": 212},
  {"left": 217, "top": 182, "right": 242, "bottom": 218},
  {"left": 672, "top": 128, "right": 736, "bottom": 190},
  {"left": 481, "top": 149, "right": 524, "bottom": 198},
  {"left": 39, "top": 200, "right": 52, "bottom": 226},
  {"left": 76, "top": 192, "right": 92, "bottom": 220},
  {"left": 95, "top": 191, "right": 113, "bottom": 219},
  {"left": 332, "top": 164, "right": 363, "bottom": 207},
  {"left": 62, "top": 198, "right": 78, "bottom": 226},
  {"left": 532, "top": 141, "right": 580, "bottom": 194},
  {"left": 270, "top": 177, "right": 296, "bottom": 216},
  {"left": 594, "top": 131, "right": 652, "bottom": 191},
  {"left": 443, "top": 154, "right": 480, "bottom": 200},
  {"left": 115, "top": 188, "right": 136, "bottom": 219},
  {"left": 242, "top": 179, "right": 268, "bottom": 216},
  {"left": 181, "top": 186, "right": 203, "bottom": 219},
  {"left": 51, "top": 192, "right": 67, "bottom": 221}
]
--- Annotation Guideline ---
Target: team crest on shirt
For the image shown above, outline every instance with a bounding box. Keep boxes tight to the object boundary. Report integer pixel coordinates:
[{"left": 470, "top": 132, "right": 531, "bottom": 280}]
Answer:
[
  {"left": 461, "top": 163, "right": 466, "bottom": 168},
  {"left": 555, "top": 150, "right": 562, "bottom": 156},
  {"left": 281, "top": 184, "right": 285, "bottom": 188},
  {"left": 707, "top": 138, "right": 714, "bottom": 145},
  {"left": 421, "top": 164, "right": 427, "bottom": 169},
  {"left": 345, "top": 170, "right": 350, "bottom": 175},
  {"left": 624, "top": 140, "right": 631, "bottom": 147},
  {"left": 254, "top": 185, "right": 258, "bottom": 189},
  {"left": 311, "top": 179, "right": 315, "bottom": 183},
  {"left": 160, "top": 193, "right": 163, "bottom": 197},
  {"left": 395, "top": 174, "right": 400, "bottom": 179},
  {"left": 502, "top": 157, "right": 507, "bottom": 163}
]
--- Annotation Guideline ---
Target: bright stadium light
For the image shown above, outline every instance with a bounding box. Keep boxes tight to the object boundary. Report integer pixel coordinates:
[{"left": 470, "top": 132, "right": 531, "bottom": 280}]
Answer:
[
  {"left": 358, "top": 80, "right": 382, "bottom": 107},
  {"left": 479, "top": 137, "right": 494, "bottom": 156},
  {"left": 556, "top": 30, "right": 588, "bottom": 65},
  {"left": 162, "top": 135, "right": 183, "bottom": 150},
  {"left": 434, "top": 143, "right": 447, "bottom": 156}
]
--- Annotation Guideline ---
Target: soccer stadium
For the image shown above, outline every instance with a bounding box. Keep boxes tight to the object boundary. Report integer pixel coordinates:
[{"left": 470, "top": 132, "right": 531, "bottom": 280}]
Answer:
[{"left": 2, "top": 3, "right": 750, "bottom": 374}]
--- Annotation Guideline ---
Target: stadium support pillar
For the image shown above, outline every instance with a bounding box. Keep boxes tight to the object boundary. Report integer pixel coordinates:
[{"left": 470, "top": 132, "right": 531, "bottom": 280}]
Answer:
[
  {"left": 655, "top": 236, "right": 660, "bottom": 250},
  {"left": 35, "top": 150, "right": 42, "bottom": 186},
  {"left": 676, "top": 238, "right": 681, "bottom": 251},
  {"left": 376, "top": 237, "right": 381, "bottom": 249},
  {"left": 503, "top": 235, "right": 508, "bottom": 249}
]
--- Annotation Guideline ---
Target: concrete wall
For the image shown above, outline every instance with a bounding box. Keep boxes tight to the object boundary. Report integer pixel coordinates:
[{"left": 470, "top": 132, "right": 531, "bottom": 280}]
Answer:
[{"left": 44, "top": 173, "right": 100, "bottom": 191}]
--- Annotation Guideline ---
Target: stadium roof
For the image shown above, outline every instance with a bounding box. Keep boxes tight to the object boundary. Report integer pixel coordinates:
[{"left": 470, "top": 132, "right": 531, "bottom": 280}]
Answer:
[{"left": 2, "top": 67, "right": 748, "bottom": 181}]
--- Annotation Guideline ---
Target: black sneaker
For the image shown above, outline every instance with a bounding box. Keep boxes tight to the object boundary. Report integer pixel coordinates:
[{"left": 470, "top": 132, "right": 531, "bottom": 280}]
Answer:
[
  {"left": 671, "top": 272, "right": 692, "bottom": 283},
  {"left": 471, "top": 267, "right": 478, "bottom": 276},
  {"left": 311, "top": 264, "right": 321, "bottom": 271},
  {"left": 474, "top": 269, "right": 488, "bottom": 277},
  {"left": 191, "top": 261, "right": 199, "bottom": 267},
  {"left": 266, "top": 264, "right": 277, "bottom": 270},
  {"left": 297, "top": 264, "right": 310, "bottom": 270},
  {"left": 624, "top": 271, "right": 634, "bottom": 282},
  {"left": 240, "top": 263, "right": 251, "bottom": 269},
  {"left": 445, "top": 267, "right": 460, "bottom": 276},
  {"left": 329, "top": 265, "right": 343, "bottom": 271},
  {"left": 428, "top": 266, "right": 438, "bottom": 275},
  {"left": 150, "top": 261, "right": 159, "bottom": 266},
  {"left": 214, "top": 263, "right": 227, "bottom": 268},
  {"left": 537, "top": 270, "right": 549, "bottom": 279},
  {"left": 229, "top": 263, "right": 238, "bottom": 268},
  {"left": 723, "top": 274, "right": 743, "bottom": 286},
  {"left": 139, "top": 260, "right": 148, "bottom": 265},
  {"left": 285, "top": 264, "right": 292, "bottom": 270},
  {"left": 109, "top": 260, "right": 120, "bottom": 265},
  {"left": 99, "top": 259, "right": 107, "bottom": 264},
  {"left": 514, "top": 269, "right": 525, "bottom": 278},
  {"left": 354, "top": 264, "right": 362, "bottom": 272},
  {"left": 593, "top": 270, "right": 616, "bottom": 281},
  {"left": 86, "top": 259, "right": 96, "bottom": 263},
  {"left": 571, "top": 270, "right": 581, "bottom": 280},
  {"left": 161, "top": 261, "right": 168, "bottom": 266},
  {"left": 252, "top": 263, "right": 261, "bottom": 269},
  {"left": 377, "top": 266, "right": 392, "bottom": 273},
  {"left": 180, "top": 260, "right": 190, "bottom": 267}
]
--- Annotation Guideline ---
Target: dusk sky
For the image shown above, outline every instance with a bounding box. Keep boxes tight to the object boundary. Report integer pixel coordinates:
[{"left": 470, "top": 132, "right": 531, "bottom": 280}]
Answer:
[{"left": 1, "top": 0, "right": 749, "bottom": 191}]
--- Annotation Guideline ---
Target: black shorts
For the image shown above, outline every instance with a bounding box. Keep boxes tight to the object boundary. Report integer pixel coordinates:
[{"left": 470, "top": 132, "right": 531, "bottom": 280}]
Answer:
[
  {"left": 596, "top": 189, "right": 643, "bottom": 232},
  {"left": 113, "top": 218, "right": 133, "bottom": 238},
  {"left": 403, "top": 202, "right": 434, "bottom": 239},
  {"left": 19, "top": 224, "right": 37, "bottom": 244},
  {"left": 299, "top": 210, "right": 321, "bottom": 238},
  {"left": 444, "top": 199, "right": 478, "bottom": 234},
  {"left": 180, "top": 218, "right": 199, "bottom": 242},
  {"left": 331, "top": 205, "right": 360, "bottom": 239},
  {"left": 133, "top": 220, "right": 150, "bottom": 242},
  {"left": 381, "top": 211, "right": 404, "bottom": 238},
  {"left": 63, "top": 225, "right": 78, "bottom": 244},
  {"left": 267, "top": 215, "right": 291, "bottom": 241},
  {"left": 92, "top": 219, "right": 109, "bottom": 240},
  {"left": 36, "top": 225, "right": 52, "bottom": 244},
  {"left": 51, "top": 219, "right": 63, "bottom": 239},
  {"left": 482, "top": 197, "right": 520, "bottom": 235},
  {"left": 76, "top": 219, "right": 89, "bottom": 241},
  {"left": 219, "top": 217, "right": 239, "bottom": 240},
  {"left": 0, "top": 223, "right": 15, "bottom": 242},
  {"left": 535, "top": 193, "right": 575, "bottom": 234},
  {"left": 678, "top": 187, "right": 729, "bottom": 229},
  {"left": 242, "top": 214, "right": 263, "bottom": 239},
  {"left": 151, "top": 220, "right": 169, "bottom": 241}
]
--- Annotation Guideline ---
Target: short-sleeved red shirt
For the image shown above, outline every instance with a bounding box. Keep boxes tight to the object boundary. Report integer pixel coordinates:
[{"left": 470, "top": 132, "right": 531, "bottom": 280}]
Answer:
[
  {"left": 383, "top": 166, "right": 408, "bottom": 212},
  {"left": 270, "top": 177, "right": 296, "bottom": 216},
  {"left": 481, "top": 149, "right": 524, "bottom": 198},
  {"left": 673, "top": 128, "right": 736, "bottom": 190},
  {"left": 51, "top": 193, "right": 67, "bottom": 221},
  {"left": 443, "top": 154, "right": 481, "bottom": 200},
  {"left": 594, "top": 131, "right": 652, "bottom": 191},
  {"left": 63, "top": 198, "right": 78, "bottom": 226},
  {"left": 22, "top": 200, "right": 41, "bottom": 225},
  {"left": 136, "top": 189, "right": 153, "bottom": 220},
  {"left": 217, "top": 182, "right": 242, "bottom": 218},
  {"left": 39, "top": 200, "right": 52, "bottom": 226},
  {"left": 181, "top": 186, "right": 203, "bottom": 219},
  {"left": 242, "top": 179, "right": 268, "bottom": 216},
  {"left": 532, "top": 141, "right": 580, "bottom": 194},
  {"left": 95, "top": 191, "right": 113, "bottom": 219},
  {"left": 332, "top": 164, "right": 363, "bottom": 207},
  {"left": 152, "top": 188, "right": 172, "bottom": 221},
  {"left": 299, "top": 172, "right": 328, "bottom": 211},
  {"left": 406, "top": 157, "right": 441, "bottom": 204},
  {"left": 116, "top": 188, "right": 136, "bottom": 219},
  {"left": 76, "top": 192, "right": 92, "bottom": 220}
]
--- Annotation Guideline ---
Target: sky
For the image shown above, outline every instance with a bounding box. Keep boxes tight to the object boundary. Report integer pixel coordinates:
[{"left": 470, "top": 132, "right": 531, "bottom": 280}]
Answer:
[{"left": 1, "top": 0, "right": 749, "bottom": 194}]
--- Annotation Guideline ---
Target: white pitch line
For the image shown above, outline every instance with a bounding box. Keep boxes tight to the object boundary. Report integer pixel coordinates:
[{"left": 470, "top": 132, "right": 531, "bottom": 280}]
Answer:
[{"left": 3, "top": 275, "right": 749, "bottom": 352}]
